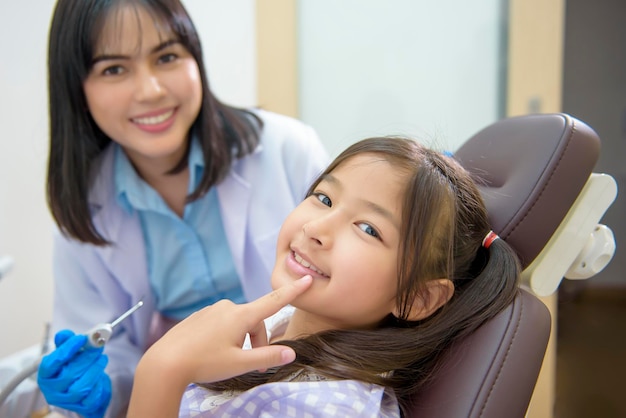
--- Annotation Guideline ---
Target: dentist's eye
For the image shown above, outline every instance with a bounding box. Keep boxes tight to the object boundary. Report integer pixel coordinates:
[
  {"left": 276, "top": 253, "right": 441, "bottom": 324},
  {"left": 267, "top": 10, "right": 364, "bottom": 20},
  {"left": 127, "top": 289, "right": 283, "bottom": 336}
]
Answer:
[
  {"left": 358, "top": 223, "right": 380, "bottom": 239},
  {"left": 158, "top": 53, "right": 178, "bottom": 64},
  {"left": 101, "top": 65, "right": 125, "bottom": 76},
  {"left": 313, "top": 192, "right": 332, "bottom": 207}
]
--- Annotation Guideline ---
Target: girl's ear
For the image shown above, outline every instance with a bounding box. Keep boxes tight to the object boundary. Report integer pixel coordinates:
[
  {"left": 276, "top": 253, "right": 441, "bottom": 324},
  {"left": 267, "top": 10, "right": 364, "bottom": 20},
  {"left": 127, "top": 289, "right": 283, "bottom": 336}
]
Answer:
[{"left": 393, "top": 279, "right": 454, "bottom": 321}]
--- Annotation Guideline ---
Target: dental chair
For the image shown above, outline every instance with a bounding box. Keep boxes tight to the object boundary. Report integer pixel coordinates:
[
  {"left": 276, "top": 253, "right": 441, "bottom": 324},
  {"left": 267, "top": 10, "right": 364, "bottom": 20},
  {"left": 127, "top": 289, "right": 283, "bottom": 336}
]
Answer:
[{"left": 407, "top": 113, "right": 617, "bottom": 417}]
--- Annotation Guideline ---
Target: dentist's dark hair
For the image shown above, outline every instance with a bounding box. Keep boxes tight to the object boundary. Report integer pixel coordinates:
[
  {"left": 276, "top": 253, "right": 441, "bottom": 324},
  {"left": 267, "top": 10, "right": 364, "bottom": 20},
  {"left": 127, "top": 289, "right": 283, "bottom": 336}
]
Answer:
[
  {"left": 46, "top": 0, "right": 262, "bottom": 245},
  {"left": 204, "top": 137, "right": 520, "bottom": 416}
]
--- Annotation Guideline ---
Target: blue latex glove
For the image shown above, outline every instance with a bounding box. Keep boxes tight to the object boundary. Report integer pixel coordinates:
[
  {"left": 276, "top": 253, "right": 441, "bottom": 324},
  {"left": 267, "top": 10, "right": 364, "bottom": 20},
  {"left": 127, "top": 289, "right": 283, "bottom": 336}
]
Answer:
[{"left": 38, "top": 329, "right": 112, "bottom": 418}]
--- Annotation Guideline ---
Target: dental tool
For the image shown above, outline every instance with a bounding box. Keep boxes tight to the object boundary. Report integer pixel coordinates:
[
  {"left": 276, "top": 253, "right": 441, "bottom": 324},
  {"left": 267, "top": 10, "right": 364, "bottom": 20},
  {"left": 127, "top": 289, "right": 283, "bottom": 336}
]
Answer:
[
  {"left": 85, "top": 300, "right": 144, "bottom": 348},
  {"left": 0, "top": 300, "right": 144, "bottom": 409}
]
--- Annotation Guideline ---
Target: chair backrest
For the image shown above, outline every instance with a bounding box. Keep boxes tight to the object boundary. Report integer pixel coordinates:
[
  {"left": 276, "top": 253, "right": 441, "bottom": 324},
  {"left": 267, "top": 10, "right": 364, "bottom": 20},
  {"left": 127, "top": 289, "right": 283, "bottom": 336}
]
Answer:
[{"left": 406, "top": 113, "right": 601, "bottom": 418}]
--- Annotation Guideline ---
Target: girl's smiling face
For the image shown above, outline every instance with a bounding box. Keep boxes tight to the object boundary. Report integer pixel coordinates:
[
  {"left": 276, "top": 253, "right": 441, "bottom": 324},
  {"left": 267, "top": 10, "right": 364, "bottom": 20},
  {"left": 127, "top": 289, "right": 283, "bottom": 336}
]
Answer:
[
  {"left": 83, "top": 5, "right": 202, "bottom": 175},
  {"left": 272, "top": 153, "right": 407, "bottom": 333}
]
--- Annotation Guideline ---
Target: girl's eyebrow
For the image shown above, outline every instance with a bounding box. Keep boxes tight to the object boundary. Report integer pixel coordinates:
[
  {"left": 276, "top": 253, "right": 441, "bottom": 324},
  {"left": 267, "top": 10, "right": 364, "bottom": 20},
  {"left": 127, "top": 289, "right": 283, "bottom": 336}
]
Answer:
[
  {"left": 322, "top": 174, "right": 400, "bottom": 229},
  {"left": 92, "top": 39, "right": 180, "bottom": 64},
  {"left": 361, "top": 199, "right": 399, "bottom": 229}
]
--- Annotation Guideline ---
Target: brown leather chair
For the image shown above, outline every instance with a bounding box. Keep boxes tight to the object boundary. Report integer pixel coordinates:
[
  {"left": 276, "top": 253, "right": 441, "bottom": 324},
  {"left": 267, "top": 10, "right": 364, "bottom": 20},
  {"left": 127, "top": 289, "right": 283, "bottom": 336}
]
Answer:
[{"left": 407, "top": 113, "right": 605, "bottom": 418}]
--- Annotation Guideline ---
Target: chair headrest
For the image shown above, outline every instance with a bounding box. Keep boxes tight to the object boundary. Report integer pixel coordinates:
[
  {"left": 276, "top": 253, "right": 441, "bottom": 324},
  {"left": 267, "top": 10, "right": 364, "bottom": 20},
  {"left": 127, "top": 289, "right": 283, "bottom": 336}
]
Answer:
[{"left": 454, "top": 113, "right": 600, "bottom": 268}]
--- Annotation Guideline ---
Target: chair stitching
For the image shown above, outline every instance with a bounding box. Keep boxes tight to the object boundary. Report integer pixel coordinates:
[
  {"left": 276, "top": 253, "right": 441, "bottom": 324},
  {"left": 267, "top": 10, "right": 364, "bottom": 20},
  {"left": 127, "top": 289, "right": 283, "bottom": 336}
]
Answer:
[
  {"left": 506, "top": 122, "right": 577, "bottom": 238},
  {"left": 477, "top": 294, "right": 524, "bottom": 417}
]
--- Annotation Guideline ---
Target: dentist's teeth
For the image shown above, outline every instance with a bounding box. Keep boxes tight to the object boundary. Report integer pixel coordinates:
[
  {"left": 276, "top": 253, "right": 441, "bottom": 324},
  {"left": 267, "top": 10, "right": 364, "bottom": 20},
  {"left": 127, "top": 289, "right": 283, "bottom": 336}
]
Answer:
[
  {"left": 133, "top": 110, "right": 174, "bottom": 125},
  {"left": 294, "top": 253, "right": 325, "bottom": 275}
]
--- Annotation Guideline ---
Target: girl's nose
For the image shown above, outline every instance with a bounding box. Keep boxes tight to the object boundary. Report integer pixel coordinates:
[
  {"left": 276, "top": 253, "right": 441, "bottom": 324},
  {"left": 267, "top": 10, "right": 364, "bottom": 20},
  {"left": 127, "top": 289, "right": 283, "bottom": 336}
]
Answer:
[{"left": 302, "top": 217, "right": 333, "bottom": 247}]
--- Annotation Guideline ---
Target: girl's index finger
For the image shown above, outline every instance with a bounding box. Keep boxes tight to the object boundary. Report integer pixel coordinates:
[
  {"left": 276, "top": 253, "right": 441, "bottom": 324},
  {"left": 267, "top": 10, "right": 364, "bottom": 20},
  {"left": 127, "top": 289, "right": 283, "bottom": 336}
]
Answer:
[{"left": 248, "top": 275, "right": 312, "bottom": 322}]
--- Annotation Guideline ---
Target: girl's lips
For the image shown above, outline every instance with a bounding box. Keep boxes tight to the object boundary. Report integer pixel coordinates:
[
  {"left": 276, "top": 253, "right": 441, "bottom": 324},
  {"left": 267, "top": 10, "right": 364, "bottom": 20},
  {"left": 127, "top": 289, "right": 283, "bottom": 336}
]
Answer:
[{"left": 285, "top": 251, "right": 329, "bottom": 279}]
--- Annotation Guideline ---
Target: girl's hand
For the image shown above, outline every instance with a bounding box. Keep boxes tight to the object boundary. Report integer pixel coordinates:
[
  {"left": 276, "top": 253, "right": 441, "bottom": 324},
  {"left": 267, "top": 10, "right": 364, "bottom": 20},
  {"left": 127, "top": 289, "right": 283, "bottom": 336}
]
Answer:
[{"left": 127, "top": 275, "right": 312, "bottom": 418}]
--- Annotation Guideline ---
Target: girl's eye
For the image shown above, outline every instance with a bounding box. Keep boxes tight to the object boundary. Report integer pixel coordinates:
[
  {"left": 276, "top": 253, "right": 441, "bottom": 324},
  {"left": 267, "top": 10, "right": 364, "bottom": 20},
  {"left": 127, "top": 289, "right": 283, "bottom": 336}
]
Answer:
[
  {"left": 102, "top": 65, "right": 124, "bottom": 76},
  {"left": 314, "top": 193, "right": 332, "bottom": 207},
  {"left": 358, "top": 223, "right": 380, "bottom": 239},
  {"left": 158, "top": 53, "right": 178, "bottom": 64}
]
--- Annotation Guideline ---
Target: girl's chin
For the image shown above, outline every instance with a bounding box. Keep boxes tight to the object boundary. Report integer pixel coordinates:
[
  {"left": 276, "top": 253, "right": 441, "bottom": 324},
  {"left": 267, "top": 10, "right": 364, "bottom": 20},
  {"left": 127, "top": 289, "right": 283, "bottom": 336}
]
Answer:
[{"left": 269, "top": 270, "right": 291, "bottom": 290}]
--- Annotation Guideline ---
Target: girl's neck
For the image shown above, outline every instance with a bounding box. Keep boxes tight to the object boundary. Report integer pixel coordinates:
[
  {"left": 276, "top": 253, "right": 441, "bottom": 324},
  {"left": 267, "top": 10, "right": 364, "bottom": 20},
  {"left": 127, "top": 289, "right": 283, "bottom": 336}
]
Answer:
[{"left": 278, "top": 309, "right": 337, "bottom": 341}]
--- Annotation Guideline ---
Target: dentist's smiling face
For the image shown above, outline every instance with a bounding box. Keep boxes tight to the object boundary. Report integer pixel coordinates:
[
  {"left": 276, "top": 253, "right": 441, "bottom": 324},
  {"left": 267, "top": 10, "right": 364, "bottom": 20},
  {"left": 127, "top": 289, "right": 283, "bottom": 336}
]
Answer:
[
  {"left": 82, "top": 5, "right": 202, "bottom": 174},
  {"left": 272, "top": 154, "right": 406, "bottom": 331}
]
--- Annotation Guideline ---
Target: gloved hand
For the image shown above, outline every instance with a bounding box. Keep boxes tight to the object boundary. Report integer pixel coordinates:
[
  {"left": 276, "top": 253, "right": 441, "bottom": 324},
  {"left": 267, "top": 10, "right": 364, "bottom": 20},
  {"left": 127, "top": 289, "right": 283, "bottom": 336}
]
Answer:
[{"left": 38, "top": 329, "right": 112, "bottom": 418}]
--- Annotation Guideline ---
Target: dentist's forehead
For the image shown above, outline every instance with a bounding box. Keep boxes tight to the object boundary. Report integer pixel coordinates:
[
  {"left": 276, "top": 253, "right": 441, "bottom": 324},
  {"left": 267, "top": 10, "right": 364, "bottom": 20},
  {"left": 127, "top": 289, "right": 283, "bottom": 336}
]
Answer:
[{"left": 93, "top": 4, "right": 174, "bottom": 55}]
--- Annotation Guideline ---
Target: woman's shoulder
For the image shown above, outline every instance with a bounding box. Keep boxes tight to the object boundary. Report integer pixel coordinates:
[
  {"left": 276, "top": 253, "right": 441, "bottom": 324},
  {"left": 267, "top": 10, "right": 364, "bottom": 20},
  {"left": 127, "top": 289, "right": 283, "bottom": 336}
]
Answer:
[
  {"left": 85, "top": 144, "right": 139, "bottom": 240},
  {"left": 248, "top": 109, "right": 328, "bottom": 164},
  {"left": 253, "top": 108, "right": 312, "bottom": 131},
  {"left": 252, "top": 109, "right": 320, "bottom": 146},
  {"left": 88, "top": 143, "right": 117, "bottom": 205}
]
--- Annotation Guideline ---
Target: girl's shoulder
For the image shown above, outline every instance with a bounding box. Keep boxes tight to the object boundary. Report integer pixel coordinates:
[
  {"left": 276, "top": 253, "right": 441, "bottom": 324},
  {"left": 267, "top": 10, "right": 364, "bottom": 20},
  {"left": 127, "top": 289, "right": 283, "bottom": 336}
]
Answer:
[{"left": 181, "top": 379, "right": 400, "bottom": 418}]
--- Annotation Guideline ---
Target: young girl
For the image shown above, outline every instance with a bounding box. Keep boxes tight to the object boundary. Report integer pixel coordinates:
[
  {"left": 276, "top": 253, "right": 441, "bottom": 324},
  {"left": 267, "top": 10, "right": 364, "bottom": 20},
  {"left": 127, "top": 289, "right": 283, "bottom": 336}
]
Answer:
[
  {"left": 37, "top": 0, "right": 327, "bottom": 416},
  {"left": 126, "top": 136, "right": 521, "bottom": 417}
]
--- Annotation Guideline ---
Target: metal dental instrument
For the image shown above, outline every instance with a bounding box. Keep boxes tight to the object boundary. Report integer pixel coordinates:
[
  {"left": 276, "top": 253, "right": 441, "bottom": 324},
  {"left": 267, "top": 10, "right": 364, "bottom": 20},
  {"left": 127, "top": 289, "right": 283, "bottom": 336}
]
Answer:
[
  {"left": 0, "top": 300, "right": 145, "bottom": 409},
  {"left": 86, "top": 300, "right": 144, "bottom": 348}
]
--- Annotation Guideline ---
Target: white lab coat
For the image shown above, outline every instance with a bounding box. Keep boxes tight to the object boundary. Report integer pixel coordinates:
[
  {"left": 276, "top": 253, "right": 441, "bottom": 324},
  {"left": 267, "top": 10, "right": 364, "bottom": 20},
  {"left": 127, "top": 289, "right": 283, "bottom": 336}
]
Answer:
[{"left": 50, "top": 110, "right": 329, "bottom": 416}]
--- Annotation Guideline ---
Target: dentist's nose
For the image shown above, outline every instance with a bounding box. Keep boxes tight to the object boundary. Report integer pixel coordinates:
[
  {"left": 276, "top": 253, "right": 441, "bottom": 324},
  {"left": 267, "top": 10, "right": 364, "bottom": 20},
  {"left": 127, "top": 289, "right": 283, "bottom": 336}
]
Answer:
[{"left": 134, "top": 68, "right": 165, "bottom": 101}]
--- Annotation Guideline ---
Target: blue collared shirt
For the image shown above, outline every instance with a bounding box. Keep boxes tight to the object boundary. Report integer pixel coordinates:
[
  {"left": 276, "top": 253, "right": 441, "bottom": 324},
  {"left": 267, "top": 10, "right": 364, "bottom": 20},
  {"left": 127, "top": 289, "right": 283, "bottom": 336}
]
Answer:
[{"left": 114, "top": 140, "right": 244, "bottom": 319}]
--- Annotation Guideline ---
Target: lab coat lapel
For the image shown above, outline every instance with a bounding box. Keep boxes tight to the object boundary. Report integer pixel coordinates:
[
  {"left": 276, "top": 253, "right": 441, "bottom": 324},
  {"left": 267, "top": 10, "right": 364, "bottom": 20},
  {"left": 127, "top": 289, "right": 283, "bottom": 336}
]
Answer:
[
  {"left": 89, "top": 145, "right": 150, "bottom": 299},
  {"left": 88, "top": 145, "right": 154, "bottom": 343},
  {"left": 99, "top": 211, "right": 150, "bottom": 299},
  {"left": 95, "top": 208, "right": 154, "bottom": 347},
  {"left": 217, "top": 166, "right": 251, "bottom": 295}
]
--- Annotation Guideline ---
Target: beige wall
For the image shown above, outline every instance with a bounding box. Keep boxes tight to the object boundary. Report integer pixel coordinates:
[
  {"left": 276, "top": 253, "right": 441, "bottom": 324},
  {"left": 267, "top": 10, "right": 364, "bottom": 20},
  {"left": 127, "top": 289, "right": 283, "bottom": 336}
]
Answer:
[
  {"left": 508, "top": 0, "right": 566, "bottom": 116},
  {"left": 507, "top": 0, "right": 566, "bottom": 416},
  {"left": 256, "top": 0, "right": 298, "bottom": 118}
]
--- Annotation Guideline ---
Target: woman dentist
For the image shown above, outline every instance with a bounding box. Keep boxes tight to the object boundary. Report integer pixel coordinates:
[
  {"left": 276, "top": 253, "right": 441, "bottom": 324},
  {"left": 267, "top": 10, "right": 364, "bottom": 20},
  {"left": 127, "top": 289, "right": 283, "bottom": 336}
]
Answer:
[{"left": 36, "top": 1, "right": 328, "bottom": 417}]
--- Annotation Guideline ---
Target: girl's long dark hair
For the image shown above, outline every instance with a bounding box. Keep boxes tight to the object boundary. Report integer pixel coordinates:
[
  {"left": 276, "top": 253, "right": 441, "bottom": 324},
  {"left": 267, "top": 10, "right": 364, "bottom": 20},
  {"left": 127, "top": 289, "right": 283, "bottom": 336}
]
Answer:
[
  {"left": 46, "top": 0, "right": 262, "bottom": 245},
  {"left": 203, "top": 137, "right": 520, "bottom": 415}
]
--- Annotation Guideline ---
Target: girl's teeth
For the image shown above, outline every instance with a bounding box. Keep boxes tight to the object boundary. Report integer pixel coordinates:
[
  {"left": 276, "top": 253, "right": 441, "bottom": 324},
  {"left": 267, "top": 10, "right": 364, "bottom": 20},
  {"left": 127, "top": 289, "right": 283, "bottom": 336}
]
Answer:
[
  {"left": 294, "top": 253, "right": 311, "bottom": 267},
  {"left": 133, "top": 110, "right": 174, "bottom": 125},
  {"left": 294, "top": 253, "right": 324, "bottom": 275}
]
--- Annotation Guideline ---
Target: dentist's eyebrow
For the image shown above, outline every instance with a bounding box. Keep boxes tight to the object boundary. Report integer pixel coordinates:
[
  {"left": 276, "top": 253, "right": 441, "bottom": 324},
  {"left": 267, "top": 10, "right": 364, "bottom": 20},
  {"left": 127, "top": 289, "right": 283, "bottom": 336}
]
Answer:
[{"left": 91, "top": 39, "right": 180, "bottom": 64}]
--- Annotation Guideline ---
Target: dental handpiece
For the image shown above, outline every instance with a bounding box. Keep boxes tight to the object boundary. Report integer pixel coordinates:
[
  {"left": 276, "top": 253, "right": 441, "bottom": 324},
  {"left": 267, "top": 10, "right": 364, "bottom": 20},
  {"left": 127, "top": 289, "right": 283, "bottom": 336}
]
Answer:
[
  {"left": 0, "top": 300, "right": 145, "bottom": 408},
  {"left": 85, "top": 300, "right": 144, "bottom": 348}
]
